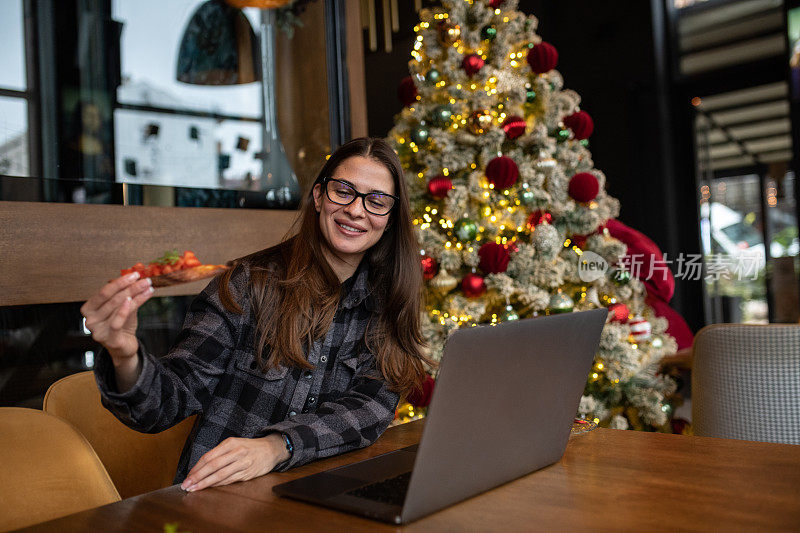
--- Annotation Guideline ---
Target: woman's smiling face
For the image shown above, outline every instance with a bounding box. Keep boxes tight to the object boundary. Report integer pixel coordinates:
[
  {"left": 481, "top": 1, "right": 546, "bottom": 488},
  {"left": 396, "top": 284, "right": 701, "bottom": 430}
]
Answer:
[{"left": 313, "top": 156, "right": 395, "bottom": 272}]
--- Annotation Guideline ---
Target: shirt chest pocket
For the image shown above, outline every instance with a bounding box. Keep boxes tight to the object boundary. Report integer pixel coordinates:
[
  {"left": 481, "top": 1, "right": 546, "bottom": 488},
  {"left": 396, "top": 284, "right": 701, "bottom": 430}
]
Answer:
[
  {"left": 232, "top": 355, "right": 289, "bottom": 392},
  {"left": 329, "top": 353, "right": 360, "bottom": 394}
]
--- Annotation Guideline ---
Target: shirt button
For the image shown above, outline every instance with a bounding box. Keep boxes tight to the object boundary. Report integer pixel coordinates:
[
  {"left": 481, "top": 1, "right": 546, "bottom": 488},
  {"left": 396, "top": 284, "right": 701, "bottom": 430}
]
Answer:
[
  {"left": 289, "top": 410, "right": 297, "bottom": 417},
  {"left": 320, "top": 355, "right": 328, "bottom": 363},
  {"left": 304, "top": 371, "right": 313, "bottom": 379},
  {"left": 308, "top": 396, "right": 317, "bottom": 404}
]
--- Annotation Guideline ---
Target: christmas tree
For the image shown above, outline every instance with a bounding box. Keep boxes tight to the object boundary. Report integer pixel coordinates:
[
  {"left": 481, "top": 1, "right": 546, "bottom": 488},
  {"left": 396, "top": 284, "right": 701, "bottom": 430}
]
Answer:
[{"left": 389, "top": 0, "right": 678, "bottom": 431}]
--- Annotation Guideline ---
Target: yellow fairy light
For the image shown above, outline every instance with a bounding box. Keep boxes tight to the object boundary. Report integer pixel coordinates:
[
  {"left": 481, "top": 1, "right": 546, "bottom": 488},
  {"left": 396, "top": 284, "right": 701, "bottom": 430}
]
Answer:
[
  {"left": 495, "top": 8, "right": 501, "bottom": 14},
  {"left": 510, "top": 60, "right": 518, "bottom": 67},
  {"left": 593, "top": 418, "right": 600, "bottom": 423},
  {"left": 563, "top": 239, "right": 572, "bottom": 247},
  {"left": 445, "top": 242, "right": 452, "bottom": 248},
  {"left": 431, "top": 208, "right": 438, "bottom": 214},
  {"left": 442, "top": 168, "right": 449, "bottom": 176},
  {"left": 490, "top": 215, "right": 497, "bottom": 222},
  {"left": 416, "top": 35, "right": 423, "bottom": 41},
  {"left": 471, "top": 163, "right": 476, "bottom": 169},
  {"left": 597, "top": 363, "right": 604, "bottom": 370},
  {"left": 483, "top": 192, "right": 490, "bottom": 198},
  {"left": 455, "top": 242, "right": 462, "bottom": 249},
  {"left": 489, "top": 76, "right": 497, "bottom": 83},
  {"left": 503, "top": 16, "right": 509, "bottom": 22},
  {"left": 417, "top": 172, "right": 423, "bottom": 177},
  {"left": 499, "top": 224, "right": 505, "bottom": 230},
  {"left": 425, "top": 206, "right": 431, "bottom": 211},
  {"left": 516, "top": 226, "right": 523, "bottom": 232},
  {"left": 592, "top": 373, "right": 598, "bottom": 379},
  {"left": 456, "top": 84, "right": 462, "bottom": 89}
]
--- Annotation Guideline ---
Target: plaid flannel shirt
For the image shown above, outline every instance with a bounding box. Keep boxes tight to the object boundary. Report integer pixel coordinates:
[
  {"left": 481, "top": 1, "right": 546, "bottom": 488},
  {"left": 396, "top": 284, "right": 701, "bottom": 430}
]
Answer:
[{"left": 94, "top": 259, "right": 399, "bottom": 483}]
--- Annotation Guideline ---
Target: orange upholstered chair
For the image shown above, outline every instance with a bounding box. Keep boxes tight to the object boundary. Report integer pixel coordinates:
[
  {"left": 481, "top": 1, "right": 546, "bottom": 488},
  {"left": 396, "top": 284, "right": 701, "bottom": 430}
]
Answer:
[
  {"left": 0, "top": 407, "right": 120, "bottom": 531},
  {"left": 43, "top": 371, "right": 196, "bottom": 499}
]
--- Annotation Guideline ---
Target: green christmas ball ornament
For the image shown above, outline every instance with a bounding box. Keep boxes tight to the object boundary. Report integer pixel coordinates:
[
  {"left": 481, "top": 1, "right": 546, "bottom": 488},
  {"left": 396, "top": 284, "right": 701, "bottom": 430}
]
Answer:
[
  {"left": 454, "top": 217, "right": 478, "bottom": 241},
  {"left": 432, "top": 105, "right": 453, "bottom": 127},
  {"left": 661, "top": 402, "right": 674, "bottom": 418},
  {"left": 556, "top": 128, "right": 571, "bottom": 142},
  {"left": 426, "top": 69, "right": 441, "bottom": 84},
  {"left": 480, "top": 25, "right": 497, "bottom": 41},
  {"left": 547, "top": 291, "right": 574, "bottom": 314},
  {"left": 521, "top": 188, "right": 536, "bottom": 205},
  {"left": 610, "top": 268, "right": 631, "bottom": 286},
  {"left": 580, "top": 139, "right": 590, "bottom": 147},
  {"left": 651, "top": 336, "right": 664, "bottom": 349},
  {"left": 502, "top": 304, "right": 520, "bottom": 321},
  {"left": 410, "top": 125, "right": 430, "bottom": 145},
  {"left": 526, "top": 90, "right": 537, "bottom": 103}
]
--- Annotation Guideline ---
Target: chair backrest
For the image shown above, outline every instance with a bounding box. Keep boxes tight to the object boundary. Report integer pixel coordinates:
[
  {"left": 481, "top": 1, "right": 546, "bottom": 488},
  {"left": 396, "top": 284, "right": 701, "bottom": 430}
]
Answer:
[
  {"left": 692, "top": 324, "right": 800, "bottom": 444},
  {"left": 43, "top": 371, "right": 196, "bottom": 499},
  {"left": 0, "top": 407, "right": 120, "bottom": 531}
]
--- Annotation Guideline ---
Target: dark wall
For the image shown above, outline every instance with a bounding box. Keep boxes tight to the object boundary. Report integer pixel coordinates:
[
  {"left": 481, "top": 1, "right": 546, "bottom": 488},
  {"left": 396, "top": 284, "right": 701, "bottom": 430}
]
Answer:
[{"left": 362, "top": 1, "right": 703, "bottom": 331}]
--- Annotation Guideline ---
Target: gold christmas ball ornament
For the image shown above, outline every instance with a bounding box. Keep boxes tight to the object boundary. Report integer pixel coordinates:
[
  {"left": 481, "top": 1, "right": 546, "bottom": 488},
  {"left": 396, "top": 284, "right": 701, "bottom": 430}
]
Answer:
[
  {"left": 467, "top": 110, "right": 493, "bottom": 134},
  {"left": 430, "top": 268, "right": 458, "bottom": 294},
  {"left": 437, "top": 21, "right": 461, "bottom": 46}
]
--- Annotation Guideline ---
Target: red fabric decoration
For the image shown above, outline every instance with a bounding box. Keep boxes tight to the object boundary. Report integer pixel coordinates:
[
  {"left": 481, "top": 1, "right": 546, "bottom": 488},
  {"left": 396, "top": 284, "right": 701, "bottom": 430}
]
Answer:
[
  {"left": 568, "top": 172, "right": 600, "bottom": 202},
  {"left": 527, "top": 41, "right": 558, "bottom": 74},
  {"left": 489, "top": 0, "right": 504, "bottom": 8},
  {"left": 421, "top": 255, "right": 438, "bottom": 280},
  {"left": 461, "top": 273, "right": 487, "bottom": 298},
  {"left": 527, "top": 210, "right": 553, "bottom": 229},
  {"left": 502, "top": 115, "right": 526, "bottom": 139},
  {"left": 608, "top": 302, "right": 629, "bottom": 323},
  {"left": 397, "top": 76, "right": 418, "bottom": 107},
  {"left": 606, "top": 219, "right": 674, "bottom": 302},
  {"left": 427, "top": 175, "right": 453, "bottom": 199},
  {"left": 605, "top": 219, "right": 693, "bottom": 350},
  {"left": 407, "top": 375, "right": 436, "bottom": 407},
  {"left": 462, "top": 54, "right": 485, "bottom": 76},
  {"left": 478, "top": 242, "right": 510, "bottom": 274},
  {"left": 563, "top": 110, "right": 594, "bottom": 140},
  {"left": 485, "top": 156, "right": 519, "bottom": 189}
]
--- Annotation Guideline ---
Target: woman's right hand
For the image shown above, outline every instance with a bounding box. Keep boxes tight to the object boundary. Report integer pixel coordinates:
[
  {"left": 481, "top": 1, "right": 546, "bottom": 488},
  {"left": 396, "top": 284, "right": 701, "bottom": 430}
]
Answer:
[{"left": 80, "top": 272, "right": 155, "bottom": 366}]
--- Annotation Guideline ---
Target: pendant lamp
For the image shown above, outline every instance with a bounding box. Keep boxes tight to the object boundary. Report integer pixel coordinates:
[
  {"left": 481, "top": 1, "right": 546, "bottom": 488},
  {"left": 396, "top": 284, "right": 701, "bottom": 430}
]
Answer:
[{"left": 176, "top": 0, "right": 261, "bottom": 85}]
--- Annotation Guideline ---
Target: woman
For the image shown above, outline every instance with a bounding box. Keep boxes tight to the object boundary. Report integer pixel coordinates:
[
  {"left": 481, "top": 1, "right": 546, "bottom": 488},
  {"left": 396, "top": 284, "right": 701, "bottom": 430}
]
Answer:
[{"left": 80, "top": 137, "right": 430, "bottom": 492}]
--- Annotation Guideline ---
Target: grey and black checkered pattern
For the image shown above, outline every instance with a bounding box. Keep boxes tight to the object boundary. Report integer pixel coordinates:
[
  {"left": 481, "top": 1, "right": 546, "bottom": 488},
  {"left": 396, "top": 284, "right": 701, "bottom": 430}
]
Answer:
[
  {"left": 692, "top": 324, "right": 800, "bottom": 444},
  {"left": 95, "top": 259, "right": 399, "bottom": 483}
]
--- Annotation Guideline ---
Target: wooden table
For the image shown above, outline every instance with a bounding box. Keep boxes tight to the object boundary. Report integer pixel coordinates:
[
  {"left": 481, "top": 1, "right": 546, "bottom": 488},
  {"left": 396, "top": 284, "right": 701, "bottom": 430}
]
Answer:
[{"left": 22, "top": 420, "right": 800, "bottom": 532}]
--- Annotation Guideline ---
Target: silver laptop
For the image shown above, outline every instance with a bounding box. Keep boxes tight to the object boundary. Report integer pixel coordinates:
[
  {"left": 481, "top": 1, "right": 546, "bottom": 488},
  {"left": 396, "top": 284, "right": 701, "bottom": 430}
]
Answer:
[{"left": 273, "top": 308, "right": 607, "bottom": 524}]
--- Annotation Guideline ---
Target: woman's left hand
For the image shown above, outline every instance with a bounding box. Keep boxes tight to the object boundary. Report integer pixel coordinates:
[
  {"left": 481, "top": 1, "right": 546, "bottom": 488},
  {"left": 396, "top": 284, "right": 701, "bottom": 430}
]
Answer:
[{"left": 181, "top": 434, "right": 289, "bottom": 491}]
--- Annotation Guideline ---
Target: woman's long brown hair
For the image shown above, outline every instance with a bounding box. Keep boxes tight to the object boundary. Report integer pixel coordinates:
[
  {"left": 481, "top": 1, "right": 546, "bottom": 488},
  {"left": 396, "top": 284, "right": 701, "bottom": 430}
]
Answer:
[{"left": 217, "top": 137, "right": 432, "bottom": 398}]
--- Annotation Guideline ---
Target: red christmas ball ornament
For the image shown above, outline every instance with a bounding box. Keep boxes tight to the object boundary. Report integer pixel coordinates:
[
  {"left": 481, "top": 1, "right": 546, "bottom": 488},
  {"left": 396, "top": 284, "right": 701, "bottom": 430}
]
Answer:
[
  {"left": 568, "top": 172, "right": 600, "bottom": 203},
  {"left": 485, "top": 156, "right": 519, "bottom": 190},
  {"left": 489, "top": 0, "right": 504, "bottom": 8},
  {"left": 427, "top": 175, "right": 453, "bottom": 199},
  {"left": 397, "top": 76, "right": 418, "bottom": 107},
  {"left": 563, "top": 110, "right": 594, "bottom": 140},
  {"left": 421, "top": 255, "right": 438, "bottom": 280},
  {"left": 527, "top": 210, "right": 553, "bottom": 229},
  {"left": 478, "top": 242, "right": 510, "bottom": 274},
  {"left": 527, "top": 41, "right": 558, "bottom": 74},
  {"left": 461, "top": 273, "right": 487, "bottom": 298},
  {"left": 462, "top": 54, "right": 485, "bottom": 77},
  {"left": 502, "top": 115, "right": 526, "bottom": 139},
  {"left": 607, "top": 302, "right": 629, "bottom": 323}
]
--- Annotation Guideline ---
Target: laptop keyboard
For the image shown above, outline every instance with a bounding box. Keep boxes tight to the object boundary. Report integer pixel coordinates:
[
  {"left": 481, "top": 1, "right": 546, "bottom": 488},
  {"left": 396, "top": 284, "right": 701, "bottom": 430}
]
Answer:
[{"left": 346, "top": 471, "right": 412, "bottom": 506}]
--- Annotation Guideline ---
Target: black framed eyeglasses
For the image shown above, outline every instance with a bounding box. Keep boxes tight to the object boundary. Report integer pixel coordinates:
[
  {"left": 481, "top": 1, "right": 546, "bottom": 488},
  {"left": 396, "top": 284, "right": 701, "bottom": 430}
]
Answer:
[{"left": 322, "top": 177, "right": 398, "bottom": 216}]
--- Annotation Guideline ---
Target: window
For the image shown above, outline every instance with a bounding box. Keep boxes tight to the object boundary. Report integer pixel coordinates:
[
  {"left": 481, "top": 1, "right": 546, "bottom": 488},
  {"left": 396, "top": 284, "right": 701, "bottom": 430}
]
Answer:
[{"left": 0, "top": 0, "right": 31, "bottom": 177}]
